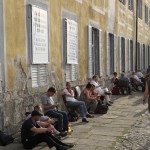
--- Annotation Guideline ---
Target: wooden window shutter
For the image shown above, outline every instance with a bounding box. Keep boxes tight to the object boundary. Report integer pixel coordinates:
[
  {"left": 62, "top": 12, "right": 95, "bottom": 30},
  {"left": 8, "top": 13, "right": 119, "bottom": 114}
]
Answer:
[
  {"left": 118, "top": 36, "right": 122, "bottom": 73},
  {"left": 106, "top": 32, "right": 110, "bottom": 75},
  {"left": 31, "top": 65, "right": 39, "bottom": 87},
  {"left": 39, "top": 65, "right": 48, "bottom": 86},
  {"left": 0, "top": 63, "right": 2, "bottom": 92},
  {"left": 64, "top": 18, "right": 78, "bottom": 82},
  {"left": 88, "top": 26, "right": 93, "bottom": 78},
  {"left": 99, "top": 29, "right": 102, "bottom": 76},
  {"left": 114, "top": 35, "right": 117, "bottom": 72},
  {"left": 128, "top": 39, "right": 131, "bottom": 71},
  {"left": 71, "top": 65, "right": 77, "bottom": 81}
]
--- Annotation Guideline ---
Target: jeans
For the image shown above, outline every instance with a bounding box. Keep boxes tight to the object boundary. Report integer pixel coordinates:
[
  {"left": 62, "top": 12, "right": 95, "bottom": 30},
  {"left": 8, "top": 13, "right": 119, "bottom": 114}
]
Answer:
[
  {"left": 45, "top": 110, "right": 68, "bottom": 132},
  {"left": 22, "top": 133, "right": 66, "bottom": 149},
  {"left": 86, "top": 101, "right": 97, "bottom": 113},
  {"left": 67, "top": 99, "right": 88, "bottom": 118}
]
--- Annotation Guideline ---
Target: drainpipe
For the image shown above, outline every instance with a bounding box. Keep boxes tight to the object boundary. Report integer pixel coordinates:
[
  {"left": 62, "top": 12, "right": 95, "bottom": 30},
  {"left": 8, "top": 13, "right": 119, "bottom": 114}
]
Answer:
[{"left": 135, "top": 0, "right": 138, "bottom": 70}]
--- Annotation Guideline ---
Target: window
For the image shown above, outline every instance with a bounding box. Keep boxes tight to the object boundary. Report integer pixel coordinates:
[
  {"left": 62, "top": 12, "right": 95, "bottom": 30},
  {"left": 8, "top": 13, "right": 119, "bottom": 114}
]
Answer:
[
  {"left": 106, "top": 33, "right": 117, "bottom": 75},
  {"left": 26, "top": 4, "right": 49, "bottom": 88},
  {"left": 0, "top": 0, "right": 5, "bottom": 92},
  {"left": 119, "top": 0, "right": 126, "bottom": 5},
  {"left": 138, "top": 0, "right": 142, "bottom": 19},
  {"left": 31, "top": 65, "right": 48, "bottom": 87},
  {"left": 137, "top": 42, "right": 141, "bottom": 69},
  {"left": 142, "top": 44, "right": 146, "bottom": 69},
  {"left": 128, "top": 39, "right": 134, "bottom": 71},
  {"left": 63, "top": 18, "right": 78, "bottom": 82},
  {"left": 145, "top": 5, "right": 148, "bottom": 24},
  {"left": 148, "top": 45, "right": 150, "bottom": 66},
  {"left": 149, "top": 10, "right": 150, "bottom": 27},
  {"left": 88, "top": 26, "right": 102, "bottom": 78},
  {"left": 119, "top": 37, "right": 126, "bottom": 73},
  {"left": 128, "top": 0, "right": 134, "bottom": 11}
]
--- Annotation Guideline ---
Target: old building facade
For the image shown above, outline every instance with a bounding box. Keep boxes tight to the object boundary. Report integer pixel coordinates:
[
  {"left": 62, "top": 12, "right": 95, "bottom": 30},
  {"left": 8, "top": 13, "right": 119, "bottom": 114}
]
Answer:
[{"left": 0, "top": 0, "right": 150, "bottom": 133}]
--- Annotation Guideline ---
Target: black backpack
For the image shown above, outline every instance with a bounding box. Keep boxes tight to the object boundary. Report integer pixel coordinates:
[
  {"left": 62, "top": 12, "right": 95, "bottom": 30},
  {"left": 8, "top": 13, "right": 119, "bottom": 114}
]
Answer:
[
  {"left": 68, "top": 112, "right": 79, "bottom": 122},
  {"left": 95, "top": 101, "right": 109, "bottom": 114},
  {"left": 0, "top": 131, "right": 14, "bottom": 146}
]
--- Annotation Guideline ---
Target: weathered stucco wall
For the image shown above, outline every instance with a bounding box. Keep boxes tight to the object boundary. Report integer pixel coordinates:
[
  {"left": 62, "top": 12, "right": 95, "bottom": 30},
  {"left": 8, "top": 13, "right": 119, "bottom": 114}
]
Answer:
[{"left": 0, "top": 0, "right": 149, "bottom": 133}]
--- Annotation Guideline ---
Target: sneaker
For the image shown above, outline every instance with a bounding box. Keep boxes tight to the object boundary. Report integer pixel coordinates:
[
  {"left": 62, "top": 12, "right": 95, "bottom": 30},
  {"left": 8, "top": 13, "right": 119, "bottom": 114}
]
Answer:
[
  {"left": 58, "top": 132, "right": 67, "bottom": 137},
  {"left": 106, "top": 102, "right": 112, "bottom": 106},
  {"left": 109, "top": 101, "right": 113, "bottom": 104},
  {"left": 82, "top": 118, "right": 89, "bottom": 123},
  {"left": 86, "top": 114, "right": 94, "bottom": 118}
]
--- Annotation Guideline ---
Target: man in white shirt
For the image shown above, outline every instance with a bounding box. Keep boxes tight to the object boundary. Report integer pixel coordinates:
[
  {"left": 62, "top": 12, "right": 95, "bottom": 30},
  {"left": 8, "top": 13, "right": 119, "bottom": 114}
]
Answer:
[
  {"left": 136, "top": 69, "right": 144, "bottom": 79},
  {"left": 91, "top": 75, "right": 113, "bottom": 106}
]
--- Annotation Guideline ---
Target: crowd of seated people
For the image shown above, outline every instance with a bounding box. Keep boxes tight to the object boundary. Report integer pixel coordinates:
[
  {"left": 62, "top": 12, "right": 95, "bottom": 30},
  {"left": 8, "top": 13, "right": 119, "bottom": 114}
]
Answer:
[{"left": 21, "top": 70, "right": 149, "bottom": 149}]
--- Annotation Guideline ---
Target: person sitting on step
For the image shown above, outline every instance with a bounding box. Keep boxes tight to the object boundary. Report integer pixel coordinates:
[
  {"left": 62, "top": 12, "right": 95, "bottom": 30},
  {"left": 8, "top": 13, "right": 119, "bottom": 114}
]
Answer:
[{"left": 63, "top": 82, "right": 94, "bottom": 123}]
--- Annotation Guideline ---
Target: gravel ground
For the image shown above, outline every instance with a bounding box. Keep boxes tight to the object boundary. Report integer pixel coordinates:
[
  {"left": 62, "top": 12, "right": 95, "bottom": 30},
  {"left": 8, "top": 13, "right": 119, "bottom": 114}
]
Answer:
[{"left": 115, "top": 111, "right": 150, "bottom": 150}]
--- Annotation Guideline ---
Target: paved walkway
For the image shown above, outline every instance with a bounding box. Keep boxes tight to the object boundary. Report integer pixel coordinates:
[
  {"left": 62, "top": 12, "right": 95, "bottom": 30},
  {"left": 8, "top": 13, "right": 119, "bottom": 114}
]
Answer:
[{"left": 0, "top": 92, "right": 146, "bottom": 150}]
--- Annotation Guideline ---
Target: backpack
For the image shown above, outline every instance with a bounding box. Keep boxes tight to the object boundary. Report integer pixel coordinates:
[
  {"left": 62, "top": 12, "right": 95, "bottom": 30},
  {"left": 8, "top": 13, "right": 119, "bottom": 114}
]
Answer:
[
  {"left": 68, "top": 112, "right": 79, "bottom": 122},
  {"left": 0, "top": 131, "right": 14, "bottom": 146},
  {"left": 95, "top": 101, "right": 109, "bottom": 114},
  {"left": 112, "top": 87, "right": 120, "bottom": 95}
]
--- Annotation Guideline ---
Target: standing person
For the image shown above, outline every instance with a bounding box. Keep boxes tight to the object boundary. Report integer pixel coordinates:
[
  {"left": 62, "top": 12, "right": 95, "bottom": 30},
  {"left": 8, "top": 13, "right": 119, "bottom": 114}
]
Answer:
[
  {"left": 41, "top": 87, "right": 68, "bottom": 132},
  {"left": 143, "top": 79, "right": 150, "bottom": 112},
  {"left": 21, "top": 111, "right": 73, "bottom": 150},
  {"left": 63, "top": 82, "right": 93, "bottom": 123}
]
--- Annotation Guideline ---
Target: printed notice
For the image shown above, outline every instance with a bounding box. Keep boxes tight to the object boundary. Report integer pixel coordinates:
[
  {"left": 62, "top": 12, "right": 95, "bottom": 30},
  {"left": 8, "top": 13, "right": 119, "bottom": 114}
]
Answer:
[{"left": 32, "top": 6, "right": 49, "bottom": 64}]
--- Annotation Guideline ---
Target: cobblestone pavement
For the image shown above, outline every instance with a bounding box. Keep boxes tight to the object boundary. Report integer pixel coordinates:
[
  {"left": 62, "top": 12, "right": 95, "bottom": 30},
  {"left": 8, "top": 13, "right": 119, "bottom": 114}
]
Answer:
[{"left": 0, "top": 92, "right": 147, "bottom": 150}]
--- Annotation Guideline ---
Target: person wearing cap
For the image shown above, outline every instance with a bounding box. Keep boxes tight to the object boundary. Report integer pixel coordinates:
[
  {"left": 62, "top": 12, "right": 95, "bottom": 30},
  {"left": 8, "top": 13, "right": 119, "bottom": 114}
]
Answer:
[
  {"left": 91, "top": 75, "right": 113, "bottom": 106},
  {"left": 41, "top": 87, "right": 68, "bottom": 132},
  {"left": 21, "top": 111, "right": 74, "bottom": 150},
  {"left": 26, "top": 105, "right": 67, "bottom": 138}
]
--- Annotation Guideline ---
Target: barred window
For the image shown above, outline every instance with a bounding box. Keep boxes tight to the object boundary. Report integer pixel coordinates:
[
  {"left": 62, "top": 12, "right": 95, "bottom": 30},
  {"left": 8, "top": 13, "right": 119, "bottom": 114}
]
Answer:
[
  {"left": 145, "top": 5, "right": 148, "bottom": 24},
  {"left": 138, "top": 0, "right": 142, "bottom": 19},
  {"left": 128, "top": 0, "right": 134, "bottom": 11},
  {"left": 119, "top": 0, "right": 126, "bottom": 5}
]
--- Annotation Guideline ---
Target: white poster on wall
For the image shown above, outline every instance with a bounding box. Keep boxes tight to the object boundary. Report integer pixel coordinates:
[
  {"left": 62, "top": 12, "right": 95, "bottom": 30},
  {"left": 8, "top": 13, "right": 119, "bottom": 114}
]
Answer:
[
  {"left": 66, "top": 19, "right": 78, "bottom": 64},
  {"left": 32, "top": 6, "right": 49, "bottom": 64}
]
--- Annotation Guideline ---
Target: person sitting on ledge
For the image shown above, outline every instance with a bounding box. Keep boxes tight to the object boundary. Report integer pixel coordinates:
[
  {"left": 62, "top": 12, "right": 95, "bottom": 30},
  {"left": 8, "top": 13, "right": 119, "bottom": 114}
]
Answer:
[
  {"left": 21, "top": 110, "right": 74, "bottom": 150},
  {"left": 26, "top": 105, "right": 67, "bottom": 138},
  {"left": 80, "top": 83, "right": 98, "bottom": 114},
  {"left": 63, "top": 82, "right": 94, "bottom": 123},
  {"left": 41, "top": 87, "right": 69, "bottom": 133},
  {"left": 90, "top": 75, "right": 113, "bottom": 106}
]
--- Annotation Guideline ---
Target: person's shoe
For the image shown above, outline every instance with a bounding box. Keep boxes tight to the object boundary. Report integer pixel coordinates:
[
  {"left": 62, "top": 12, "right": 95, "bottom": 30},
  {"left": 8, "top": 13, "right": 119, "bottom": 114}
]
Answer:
[
  {"left": 109, "top": 101, "right": 113, "bottom": 104},
  {"left": 106, "top": 102, "right": 112, "bottom": 106},
  {"left": 86, "top": 114, "right": 94, "bottom": 118},
  {"left": 65, "top": 143, "right": 74, "bottom": 148},
  {"left": 82, "top": 118, "right": 89, "bottom": 123},
  {"left": 56, "top": 145, "right": 70, "bottom": 150},
  {"left": 58, "top": 132, "right": 68, "bottom": 137}
]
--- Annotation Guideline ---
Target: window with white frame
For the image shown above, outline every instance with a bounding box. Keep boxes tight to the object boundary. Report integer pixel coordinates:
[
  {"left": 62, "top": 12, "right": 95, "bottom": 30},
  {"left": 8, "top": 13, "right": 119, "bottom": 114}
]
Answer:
[
  {"left": 128, "top": 39, "right": 134, "bottom": 71},
  {"left": 137, "top": 42, "right": 141, "bottom": 69},
  {"left": 148, "top": 45, "right": 150, "bottom": 66},
  {"left": 88, "top": 26, "right": 102, "bottom": 78},
  {"left": 63, "top": 18, "right": 78, "bottom": 82},
  {"left": 142, "top": 44, "right": 146, "bottom": 69},
  {"left": 128, "top": 0, "right": 134, "bottom": 11},
  {"left": 149, "top": 10, "right": 150, "bottom": 27},
  {"left": 106, "top": 32, "right": 117, "bottom": 75},
  {"left": 138, "top": 0, "right": 142, "bottom": 19},
  {"left": 26, "top": 4, "right": 49, "bottom": 87},
  {"left": 119, "top": 0, "right": 126, "bottom": 5},
  {"left": 145, "top": 5, "right": 148, "bottom": 24},
  {"left": 119, "top": 36, "right": 126, "bottom": 73}
]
